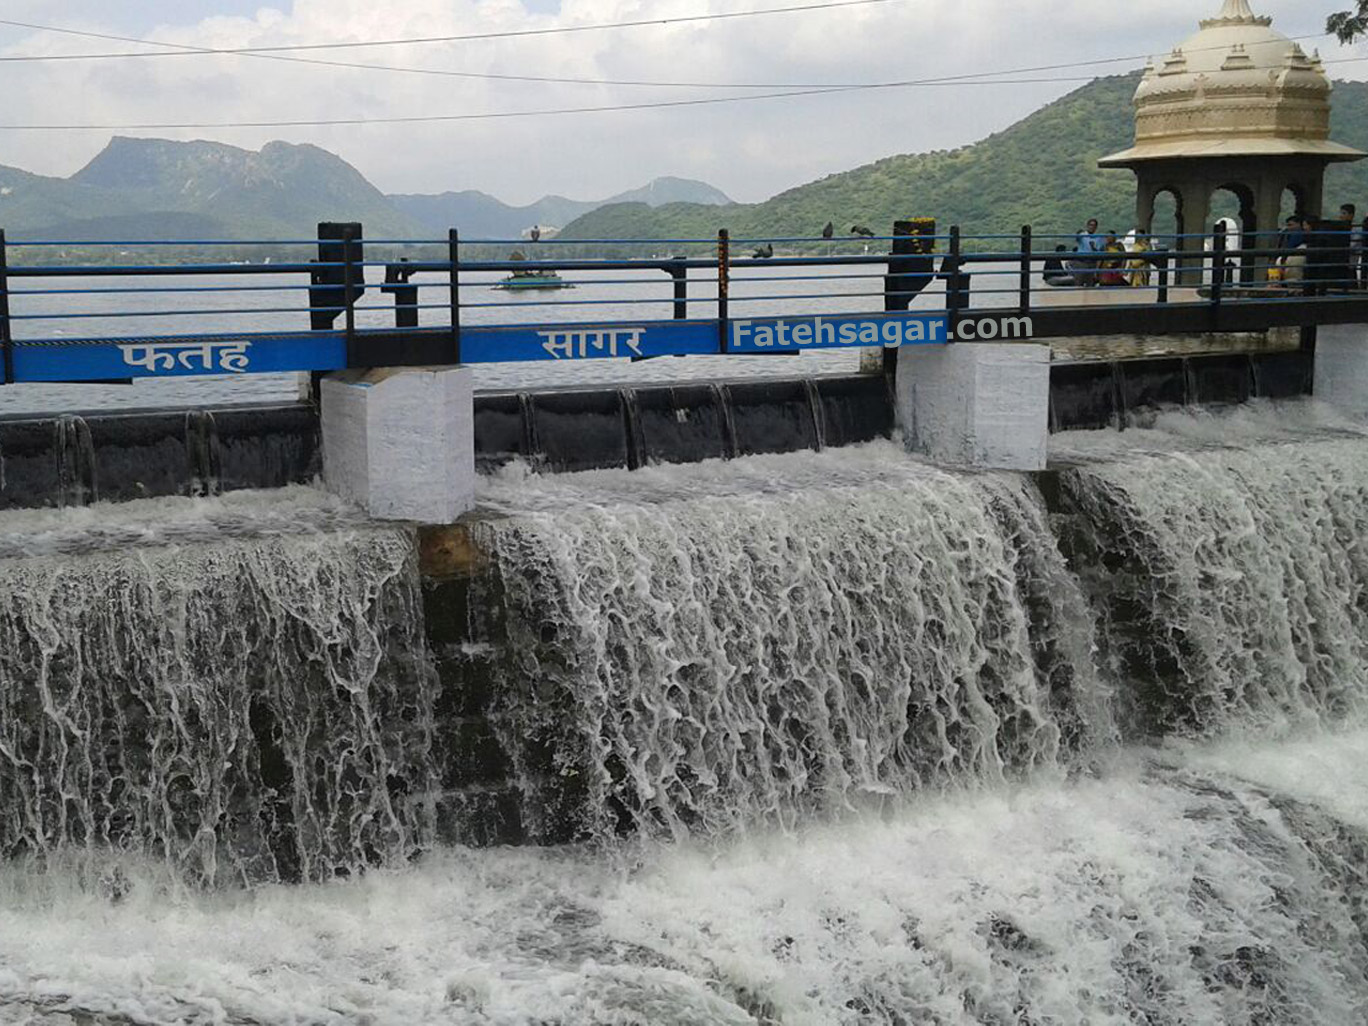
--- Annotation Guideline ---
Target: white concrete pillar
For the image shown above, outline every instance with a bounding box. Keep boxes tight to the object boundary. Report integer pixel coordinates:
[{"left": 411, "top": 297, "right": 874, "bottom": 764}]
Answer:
[
  {"left": 321, "top": 366, "right": 476, "bottom": 524},
  {"left": 1314, "top": 325, "right": 1368, "bottom": 418},
  {"left": 896, "top": 343, "right": 1051, "bottom": 471}
]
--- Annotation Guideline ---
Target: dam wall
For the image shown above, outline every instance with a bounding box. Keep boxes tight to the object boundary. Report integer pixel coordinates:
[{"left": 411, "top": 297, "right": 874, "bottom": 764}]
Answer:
[{"left": 0, "top": 348, "right": 1315, "bottom": 510}]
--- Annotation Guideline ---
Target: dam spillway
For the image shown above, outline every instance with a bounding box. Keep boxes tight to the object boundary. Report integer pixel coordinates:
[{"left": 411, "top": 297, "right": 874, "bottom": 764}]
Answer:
[{"left": 3, "top": 404, "right": 1368, "bottom": 1022}]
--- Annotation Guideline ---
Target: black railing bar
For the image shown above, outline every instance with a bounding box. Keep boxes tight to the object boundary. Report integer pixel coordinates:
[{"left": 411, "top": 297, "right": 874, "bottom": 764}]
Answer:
[
  {"left": 0, "top": 230, "right": 11, "bottom": 386},
  {"left": 9, "top": 306, "right": 353, "bottom": 320},
  {"left": 459, "top": 296, "right": 707, "bottom": 310},
  {"left": 6, "top": 263, "right": 334, "bottom": 278},
  {"left": 7, "top": 283, "right": 325, "bottom": 296}
]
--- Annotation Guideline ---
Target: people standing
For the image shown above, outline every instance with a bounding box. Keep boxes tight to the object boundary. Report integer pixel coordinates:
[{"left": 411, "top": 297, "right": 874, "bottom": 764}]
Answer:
[
  {"left": 1072, "top": 219, "right": 1105, "bottom": 286},
  {"left": 1274, "top": 215, "right": 1308, "bottom": 287},
  {"left": 1331, "top": 204, "right": 1357, "bottom": 291}
]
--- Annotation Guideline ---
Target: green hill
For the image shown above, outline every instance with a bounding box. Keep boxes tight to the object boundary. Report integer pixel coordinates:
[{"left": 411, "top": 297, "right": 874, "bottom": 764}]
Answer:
[
  {"left": 558, "top": 75, "right": 1368, "bottom": 250},
  {"left": 390, "top": 177, "right": 733, "bottom": 239}
]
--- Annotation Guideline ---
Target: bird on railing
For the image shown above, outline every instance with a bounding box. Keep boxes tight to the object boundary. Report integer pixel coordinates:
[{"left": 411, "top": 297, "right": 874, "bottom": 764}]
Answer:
[
  {"left": 752, "top": 243, "right": 774, "bottom": 259},
  {"left": 851, "top": 225, "right": 876, "bottom": 238},
  {"left": 530, "top": 226, "right": 542, "bottom": 242},
  {"left": 822, "top": 222, "right": 835, "bottom": 240}
]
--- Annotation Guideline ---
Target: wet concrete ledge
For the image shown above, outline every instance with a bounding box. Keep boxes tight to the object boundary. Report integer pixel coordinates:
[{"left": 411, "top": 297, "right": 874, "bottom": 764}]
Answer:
[{"left": 0, "top": 351, "right": 1315, "bottom": 510}]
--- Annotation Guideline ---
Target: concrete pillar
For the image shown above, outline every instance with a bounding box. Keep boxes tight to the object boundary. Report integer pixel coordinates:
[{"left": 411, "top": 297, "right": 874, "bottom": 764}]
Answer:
[
  {"left": 1313, "top": 325, "right": 1368, "bottom": 418},
  {"left": 896, "top": 343, "right": 1051, "bottom": 471},
  {"left": 321, "top": 366, "right": 476, "bottom": 524}
]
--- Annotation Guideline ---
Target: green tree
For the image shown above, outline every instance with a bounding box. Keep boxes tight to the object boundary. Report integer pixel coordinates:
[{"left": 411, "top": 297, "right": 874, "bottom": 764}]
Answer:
[{"left": 1328, "top": 3, "right": 1368, "bottom": 42}]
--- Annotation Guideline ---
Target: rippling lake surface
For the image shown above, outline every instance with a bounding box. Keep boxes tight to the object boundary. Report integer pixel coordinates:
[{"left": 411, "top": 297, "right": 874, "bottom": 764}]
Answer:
[{"left": 0, "top": 262, "right": 1295, "bottom": 417}]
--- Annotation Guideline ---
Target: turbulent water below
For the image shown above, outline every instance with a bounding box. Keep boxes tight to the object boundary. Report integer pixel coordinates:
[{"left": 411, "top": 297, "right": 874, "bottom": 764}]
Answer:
[
  {"left": 3, "top": 402, "right": 1368, "bottom": 1024},
  {"left": 1, "top": 734, "right": 1366, "bottom": 1025}
]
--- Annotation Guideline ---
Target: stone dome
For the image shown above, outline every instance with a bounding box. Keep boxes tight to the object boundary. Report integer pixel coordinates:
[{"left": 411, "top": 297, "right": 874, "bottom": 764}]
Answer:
[{"left": 1100, "top": 0, "right": 1363, "bottom": 164}]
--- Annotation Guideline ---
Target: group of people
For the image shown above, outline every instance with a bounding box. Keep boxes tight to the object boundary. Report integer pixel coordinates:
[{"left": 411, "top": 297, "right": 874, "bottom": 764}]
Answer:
[
  {"left": 1273, "top": 204, "right": 1366, "bottom": 290},
  {"left": 1043, "top": 219, "right": 1156, "bottom": 288},
  {"left": 1041, "top": 206, "right": 1368, "bottom": 291}
]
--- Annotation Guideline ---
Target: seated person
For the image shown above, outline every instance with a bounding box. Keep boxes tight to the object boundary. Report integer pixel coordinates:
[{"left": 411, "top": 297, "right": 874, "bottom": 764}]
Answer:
[
  {"left": 1126, "top": 234, "right": 1153, "bottom": 288},
  {"left": 1043, "top": 245, "right": 1075, "bottom": 286},
  {"left": 1099, "top": 233, "right": 1129, "bottom": 287}
]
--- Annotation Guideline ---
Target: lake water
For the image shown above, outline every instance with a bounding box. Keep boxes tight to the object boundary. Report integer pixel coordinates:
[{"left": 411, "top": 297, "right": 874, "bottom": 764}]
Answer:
[{"left": 0, "top": 260, "right": 1289, "bottom": 418}]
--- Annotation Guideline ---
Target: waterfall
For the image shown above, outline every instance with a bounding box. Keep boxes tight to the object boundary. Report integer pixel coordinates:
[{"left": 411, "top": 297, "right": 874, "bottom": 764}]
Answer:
[
  {"left": 3, "top": 414, "right": 1368, "bottom": 1023},
  {"left": 0, "top": 519, "right": 436, "bottom": 887},
  {"left": 1053, "top": 435, "right": 1368, "bottom": 738},
  {"left": 474, "top": 456, "right": 1111, "bottom": 842}
]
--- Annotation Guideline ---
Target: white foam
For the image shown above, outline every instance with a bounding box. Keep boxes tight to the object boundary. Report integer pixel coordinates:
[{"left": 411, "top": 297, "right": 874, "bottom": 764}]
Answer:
[{"left": 2, "top": 737, "right": 1365, "bottom": 1024}]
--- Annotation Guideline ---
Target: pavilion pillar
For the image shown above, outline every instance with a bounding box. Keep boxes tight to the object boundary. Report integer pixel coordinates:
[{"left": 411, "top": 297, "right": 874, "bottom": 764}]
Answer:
[
  {"left": 1253, "top": 181, "right": 1284, "bottom": 282},
  {"left": 321, "top": 366, "right": 476, "bottom": 524},
  {"left": 1135, "top": 184, "right": 1158, "bottom": 236},
  {"left": 1176, "top": 181, "right": 1212, "bottom": 285}
]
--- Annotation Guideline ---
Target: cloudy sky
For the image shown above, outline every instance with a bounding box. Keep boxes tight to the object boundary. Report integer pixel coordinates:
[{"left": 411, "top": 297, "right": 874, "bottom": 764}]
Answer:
[{"left": 0, "top": 0, "right": 1361, "bottom": 204}]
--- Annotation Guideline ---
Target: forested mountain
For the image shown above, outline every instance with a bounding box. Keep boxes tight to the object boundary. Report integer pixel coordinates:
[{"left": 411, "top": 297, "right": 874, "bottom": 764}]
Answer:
[
  {"left": 557, "top": 76, "right": 1368, "bottom": 248},
  {"left": 390, "top": 177, "right": 732, "bottom": 239}
]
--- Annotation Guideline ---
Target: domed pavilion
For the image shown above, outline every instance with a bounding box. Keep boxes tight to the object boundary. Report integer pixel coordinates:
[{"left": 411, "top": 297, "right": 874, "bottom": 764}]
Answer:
[{"left": 1100, "top": 0, "right": 1363, "bottom": 276}]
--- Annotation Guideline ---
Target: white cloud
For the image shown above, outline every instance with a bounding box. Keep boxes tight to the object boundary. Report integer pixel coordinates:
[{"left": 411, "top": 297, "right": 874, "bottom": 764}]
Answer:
[{"left": 0, "top": 0, "right": 1359, "bottom": 203}]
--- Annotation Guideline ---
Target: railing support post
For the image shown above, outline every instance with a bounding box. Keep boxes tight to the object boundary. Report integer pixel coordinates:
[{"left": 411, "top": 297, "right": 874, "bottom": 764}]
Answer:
[
  {"left": 0, "top": 230, "right": 12, "bottom": 386},
  {"left": 668, "top": 261, "right": 688, "bottom": 320},
  {"left": 341, "top": 224, "right": 360, "bottom": 368},
  {"left": 1157, "top": 249, "right": 1170, "bottom": 304},
  {"left": 946, "top": 225, "right": 963, "bottom": 338},
  {"left": 1019, "top": 224, "right": 1032, "bottom": 315},
  {"left": 449, "top": 228, "right": 462, "bottom": 364},
  {"left": 717, "top": 229, "right": 730, "bottom": 354}
]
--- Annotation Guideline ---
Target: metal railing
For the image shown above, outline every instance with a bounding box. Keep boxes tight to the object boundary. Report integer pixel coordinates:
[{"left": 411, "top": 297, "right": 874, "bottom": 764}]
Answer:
[{"left": 0, "top": 220, "right": 1364, "bottom": 386}]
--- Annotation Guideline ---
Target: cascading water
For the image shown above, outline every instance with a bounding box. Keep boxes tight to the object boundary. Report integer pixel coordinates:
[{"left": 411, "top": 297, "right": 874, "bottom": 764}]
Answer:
[
  {"left": 0, "top": 492, "right": 436, "bottom": 888},
  {"left": 473, "top": 453, "right": 1110, "bottom": 842},
  {"left": 3, "top": 405, "right": 1368, "bottom": 1025},
  {"left": 1052, "top": 427, "right": 1368, "bottom": 738}
]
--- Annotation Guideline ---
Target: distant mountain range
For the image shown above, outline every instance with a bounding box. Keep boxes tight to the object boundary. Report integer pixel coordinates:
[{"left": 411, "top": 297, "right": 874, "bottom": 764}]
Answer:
[
  {"left": 390, "top": 177, "right": 732, "bottom": 239},
  {"left": 0, "top": 137, "right": 424, "bottom": 242},
  {"left": 556, "top": 75, "right": 1368, "bottom": 247},
  {"left": 0, "top": 137, "right": 732, "bottom": 245},
  {"left": 7, "top": 75, "right": 1368, "bottom": 253}
]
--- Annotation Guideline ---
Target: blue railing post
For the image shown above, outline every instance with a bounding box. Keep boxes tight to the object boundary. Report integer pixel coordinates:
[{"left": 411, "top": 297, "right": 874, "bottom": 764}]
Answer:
[
  {"left": 717, "top": 229, "right": 730, "bottom": 354},
  {"left": 0, "top": 229, "right": 11, "bottom": 385},
  {"left": 449, "top": 228, "right": 462, "bottom": 364},
  {"left": 1019, "top": 225, "right": 1032, "bottom": 315}
]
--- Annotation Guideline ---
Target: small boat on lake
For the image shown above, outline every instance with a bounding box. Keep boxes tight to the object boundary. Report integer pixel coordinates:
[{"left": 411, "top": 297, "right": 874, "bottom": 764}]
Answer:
[
  {"left": 495, "top": 250, "right": 574, "bottom": 291},
  {"left": 494, "top": 268, "right": 573, "bottom": 291}
]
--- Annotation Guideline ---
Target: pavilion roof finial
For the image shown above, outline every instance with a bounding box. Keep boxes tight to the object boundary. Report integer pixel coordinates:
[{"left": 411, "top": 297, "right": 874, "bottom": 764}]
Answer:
[{"left": 1202, "top": 0, "right": 1271, "bottom": 29}]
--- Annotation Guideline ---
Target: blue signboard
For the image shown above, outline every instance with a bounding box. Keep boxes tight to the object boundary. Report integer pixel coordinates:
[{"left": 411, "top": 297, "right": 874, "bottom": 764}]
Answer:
[
  {"left": 1, "top": 311, "right": 950, "bottom": 383},
  {"left": 458, "top": 312, "right": 948, "bottom": 364},
  {"left": 12, "top": 332, "right": 347, "bottom": 383},
  {"left": 460, "top": 319, "right": 720, "bottom": 363}
]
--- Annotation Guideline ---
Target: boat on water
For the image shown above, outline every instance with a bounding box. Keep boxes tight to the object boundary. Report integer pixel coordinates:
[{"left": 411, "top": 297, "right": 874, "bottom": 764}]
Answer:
[
  {"left": 494, "top": 268, "right": 573, "bottom": 291},
  {"left": 495, "top": 249, "right": 573, "bottom": 290}
]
